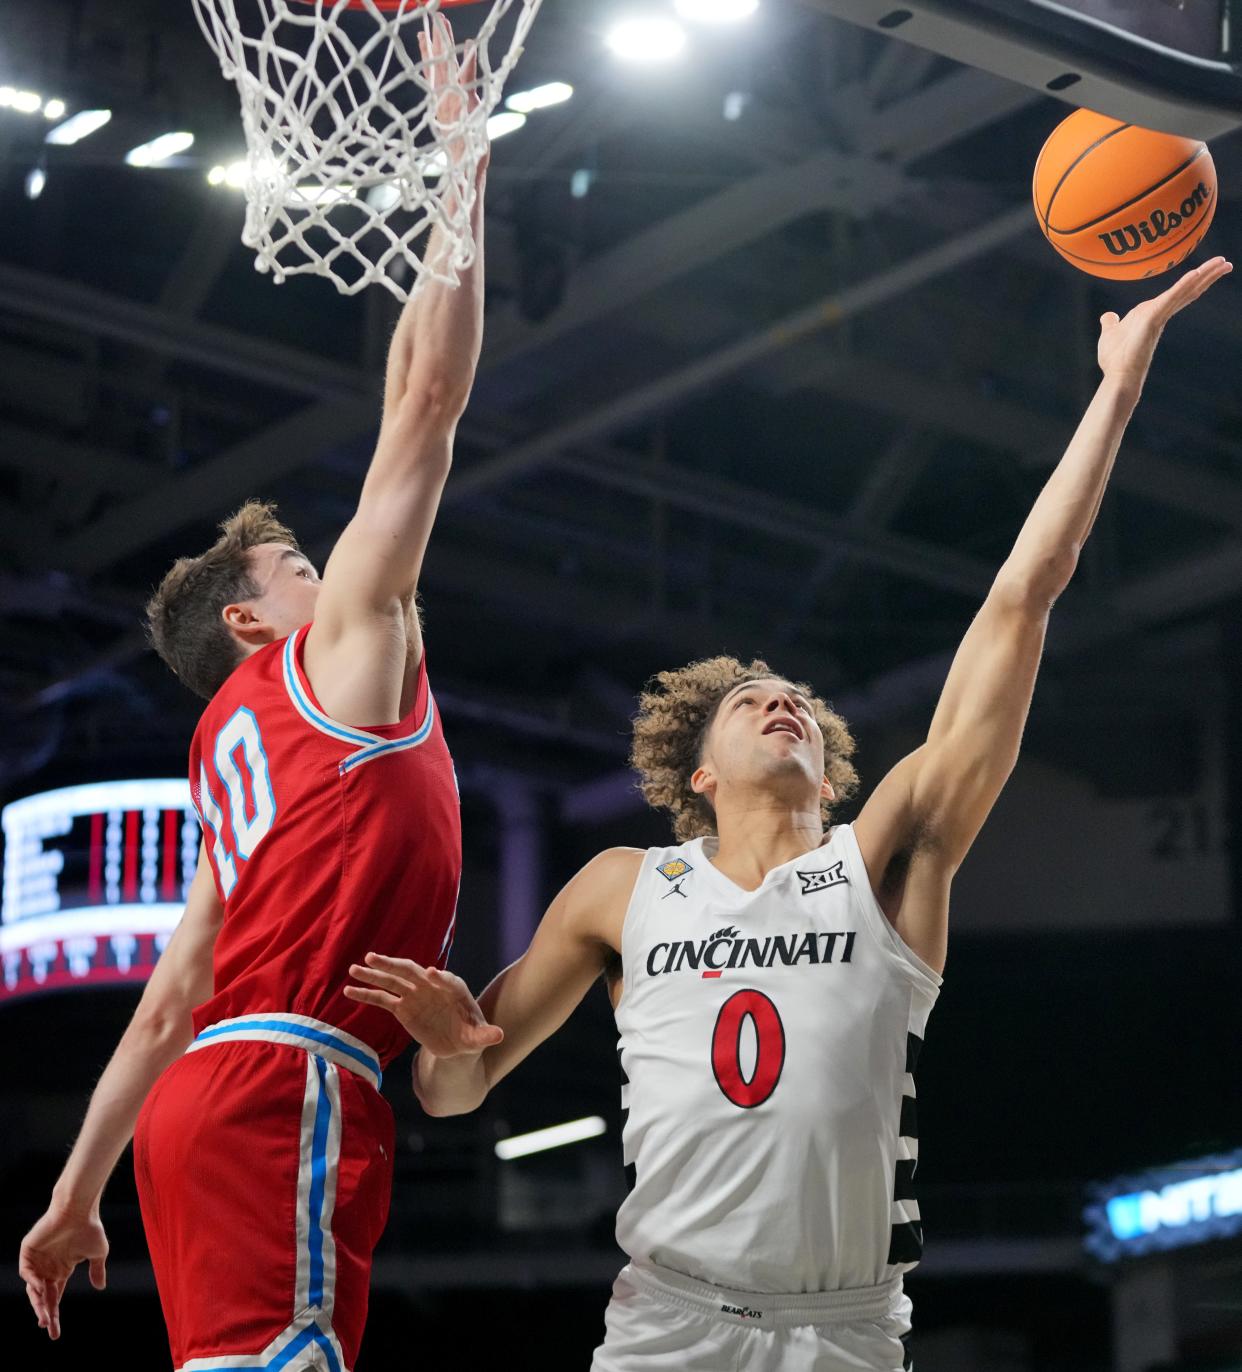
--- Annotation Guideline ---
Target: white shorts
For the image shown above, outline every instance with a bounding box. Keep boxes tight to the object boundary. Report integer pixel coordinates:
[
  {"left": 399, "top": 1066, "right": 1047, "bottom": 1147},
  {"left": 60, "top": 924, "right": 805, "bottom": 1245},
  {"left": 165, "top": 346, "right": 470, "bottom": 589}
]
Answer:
[{"left": 591, "top": 1261, "right": 914, "bottom": 1372}]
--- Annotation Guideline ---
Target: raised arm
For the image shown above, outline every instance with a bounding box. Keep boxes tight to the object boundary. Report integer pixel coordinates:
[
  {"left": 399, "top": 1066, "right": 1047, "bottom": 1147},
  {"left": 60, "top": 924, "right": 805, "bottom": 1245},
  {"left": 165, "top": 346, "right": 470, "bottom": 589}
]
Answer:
[
  {"left": 345, "top": 848, "right": 640, "bottom": 1116},
  {"left": 854, "top": 257, "right": 1232, "bottom": 975},
  {"left": 18, "top": 844, "right": 222, "bottom": 1340},
  {"left": 304, "top": 19, "right": 487, "bottom": 724}
]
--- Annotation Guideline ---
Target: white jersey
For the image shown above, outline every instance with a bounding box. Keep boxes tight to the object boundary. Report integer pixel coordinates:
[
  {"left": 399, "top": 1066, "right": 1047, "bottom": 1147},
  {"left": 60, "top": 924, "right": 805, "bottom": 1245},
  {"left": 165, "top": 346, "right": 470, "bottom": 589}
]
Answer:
[{"left": 614, "top": 823, "right": 942, "bottom": 1295}]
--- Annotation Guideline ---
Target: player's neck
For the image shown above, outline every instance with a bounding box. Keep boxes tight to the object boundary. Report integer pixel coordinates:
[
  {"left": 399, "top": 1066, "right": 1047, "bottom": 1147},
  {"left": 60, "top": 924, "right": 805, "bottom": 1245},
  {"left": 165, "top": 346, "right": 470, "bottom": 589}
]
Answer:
[{"left": 708, "top": 800, "right": 825, "bottom": 891}]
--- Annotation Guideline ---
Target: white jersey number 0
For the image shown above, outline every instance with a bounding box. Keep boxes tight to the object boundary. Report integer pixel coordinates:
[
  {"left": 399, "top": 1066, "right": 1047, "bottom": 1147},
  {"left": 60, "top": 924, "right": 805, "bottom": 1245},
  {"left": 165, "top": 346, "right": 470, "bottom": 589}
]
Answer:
[{"left": 710, "top": 989, "right": 786, "bottom": 1109}]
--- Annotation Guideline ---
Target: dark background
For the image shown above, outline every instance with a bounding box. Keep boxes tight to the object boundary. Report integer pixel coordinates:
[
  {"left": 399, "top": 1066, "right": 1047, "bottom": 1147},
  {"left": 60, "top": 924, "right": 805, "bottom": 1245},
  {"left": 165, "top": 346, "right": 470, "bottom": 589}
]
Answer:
[{"left": 1, "top": 0, "right": 1240, "bottom": 1367}]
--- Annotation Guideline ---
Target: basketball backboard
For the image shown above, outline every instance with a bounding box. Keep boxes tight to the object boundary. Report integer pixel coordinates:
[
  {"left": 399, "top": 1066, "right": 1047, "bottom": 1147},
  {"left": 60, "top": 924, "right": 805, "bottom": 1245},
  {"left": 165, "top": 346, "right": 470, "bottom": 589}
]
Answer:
[{"left": 807, "top": 0, "right": 1242, "bottom": 140}]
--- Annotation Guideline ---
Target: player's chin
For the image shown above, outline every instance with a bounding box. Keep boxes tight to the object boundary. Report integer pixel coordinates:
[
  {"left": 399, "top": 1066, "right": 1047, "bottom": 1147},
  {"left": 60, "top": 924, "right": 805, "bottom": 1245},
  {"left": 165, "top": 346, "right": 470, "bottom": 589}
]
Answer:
[{"left": 757, "top": 750, "right": 820, "bottom": 787}]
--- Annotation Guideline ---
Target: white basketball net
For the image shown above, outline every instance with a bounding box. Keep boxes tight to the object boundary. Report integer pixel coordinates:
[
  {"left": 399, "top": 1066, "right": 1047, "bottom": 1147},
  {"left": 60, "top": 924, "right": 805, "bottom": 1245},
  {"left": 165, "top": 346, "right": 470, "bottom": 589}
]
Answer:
[{"left": 190, "top": 0, "right": 542, "bottom": 300}]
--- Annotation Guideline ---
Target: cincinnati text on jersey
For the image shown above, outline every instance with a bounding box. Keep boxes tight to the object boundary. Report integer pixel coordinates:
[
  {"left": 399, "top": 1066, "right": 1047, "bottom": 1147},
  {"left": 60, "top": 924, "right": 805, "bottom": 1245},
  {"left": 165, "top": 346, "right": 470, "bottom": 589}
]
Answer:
[{"left": 644, "top": 925, "right": 857, "bottom": 978}]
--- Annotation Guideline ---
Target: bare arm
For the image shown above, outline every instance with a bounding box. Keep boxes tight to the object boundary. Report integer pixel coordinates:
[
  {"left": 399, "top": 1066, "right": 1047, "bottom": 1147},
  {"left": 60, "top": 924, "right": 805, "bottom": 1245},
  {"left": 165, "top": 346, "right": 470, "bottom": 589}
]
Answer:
[
  {"left": 18, "top": 846, "right": 223, "bottom": 1339},
  {"left": 854, "top": 257, "right": 1233, "bottom": 974},
  {"left": 305, "top": 21, "right": 487, "bottom": 724},
  {"left": 346, "top": 849, "right": 640, "bottom": 1116}
]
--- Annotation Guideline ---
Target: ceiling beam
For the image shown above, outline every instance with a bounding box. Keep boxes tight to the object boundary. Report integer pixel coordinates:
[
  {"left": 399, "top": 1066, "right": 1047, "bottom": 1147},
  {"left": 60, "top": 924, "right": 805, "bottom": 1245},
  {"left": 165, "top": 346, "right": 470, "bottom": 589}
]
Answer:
[
  {"left": 543, "top": 449, "right": 995, "bottom": 600},
  {"left": 447, "top": 205, "right": 1034, "bottom": 505},
  {"left": 770, "top": 427, "right": 939, "bottom": 647},
  {"left": 0, "top": 262, "right": 368, "bottom": 405},
  {"left": 0, "top": 420, "right": 160, "bottom": 498},
  {"left": 778, "top": 353, "right": 1242, "bottom": 532},
  {"left": 479, "top": 145, "right": 915, "bottom": 374},
  {"left": 26, "top": 205, "right": 1033, "bottom": 578},
  {"left": 55, "top": 399, "right": 374, "bottom": 575},
  {"left": 480, "top": 67, "right": 1040, "bottom": 384}
]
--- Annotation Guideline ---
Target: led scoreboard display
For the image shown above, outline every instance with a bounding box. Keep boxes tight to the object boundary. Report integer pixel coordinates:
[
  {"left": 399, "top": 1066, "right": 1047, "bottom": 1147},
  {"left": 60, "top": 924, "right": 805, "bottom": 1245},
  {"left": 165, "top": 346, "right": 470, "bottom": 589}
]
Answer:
[
  {"left": 1084, "top": 1148, "right": 1242, "bottom": 1262},
  {"left": 1, "top": 780, "right": 200, "bottom": 1003}
]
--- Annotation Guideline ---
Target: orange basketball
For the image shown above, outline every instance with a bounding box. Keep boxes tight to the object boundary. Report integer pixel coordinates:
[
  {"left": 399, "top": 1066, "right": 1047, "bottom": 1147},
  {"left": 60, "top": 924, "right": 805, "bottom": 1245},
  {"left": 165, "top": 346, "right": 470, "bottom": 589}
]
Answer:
[{"left": 1033, "top": 109, "right": 1217, "bottom": 281}]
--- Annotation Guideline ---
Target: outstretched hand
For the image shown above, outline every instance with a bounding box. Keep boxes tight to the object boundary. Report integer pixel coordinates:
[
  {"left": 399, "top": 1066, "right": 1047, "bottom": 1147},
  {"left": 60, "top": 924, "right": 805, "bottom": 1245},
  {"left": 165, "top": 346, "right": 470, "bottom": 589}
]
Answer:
[
  {"left": 1098, "top": 255, "right": 1232, "bottom": 387},
  {"left": 19, "top": 1203, "right": 109, "bottom": 1341},
  {"left": 345, "top": 954, "right": 503, "bottom": 1059},
  {"left": 419, "top": 14, "right": 487, "bottom": 174}
]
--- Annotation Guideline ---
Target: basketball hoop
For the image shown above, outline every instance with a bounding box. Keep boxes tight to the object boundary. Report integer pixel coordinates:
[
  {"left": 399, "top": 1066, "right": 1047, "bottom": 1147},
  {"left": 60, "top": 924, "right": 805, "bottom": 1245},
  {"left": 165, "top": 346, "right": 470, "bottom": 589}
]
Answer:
[{"left": 190, "top": 0, "right": 543, "bottom": 300}]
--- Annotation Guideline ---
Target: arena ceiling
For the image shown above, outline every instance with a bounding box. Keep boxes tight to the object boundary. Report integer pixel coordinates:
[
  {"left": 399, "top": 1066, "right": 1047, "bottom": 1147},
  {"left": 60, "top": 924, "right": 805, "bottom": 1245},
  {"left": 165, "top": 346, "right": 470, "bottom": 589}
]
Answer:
[{"left": 1, "top": 0, "right": 1241, "bottom": 801}]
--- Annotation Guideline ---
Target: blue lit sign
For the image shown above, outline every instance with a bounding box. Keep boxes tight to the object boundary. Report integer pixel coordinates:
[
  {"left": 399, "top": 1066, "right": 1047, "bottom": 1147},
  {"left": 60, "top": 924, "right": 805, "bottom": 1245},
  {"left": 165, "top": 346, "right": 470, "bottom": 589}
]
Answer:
[{"left": 1084, "top": 1148, "right": 1242, "bottom": 1261}]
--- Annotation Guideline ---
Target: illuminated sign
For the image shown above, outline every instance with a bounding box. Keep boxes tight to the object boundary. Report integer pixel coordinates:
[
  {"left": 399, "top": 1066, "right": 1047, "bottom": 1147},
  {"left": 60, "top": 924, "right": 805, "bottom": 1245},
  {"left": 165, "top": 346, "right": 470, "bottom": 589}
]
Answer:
[
  {"left": 1, "top": 780, "right": 199, "bottom": 1003},
  {"left": 1084, "top": 1148, "right": 1242, "bottom": 1261}
]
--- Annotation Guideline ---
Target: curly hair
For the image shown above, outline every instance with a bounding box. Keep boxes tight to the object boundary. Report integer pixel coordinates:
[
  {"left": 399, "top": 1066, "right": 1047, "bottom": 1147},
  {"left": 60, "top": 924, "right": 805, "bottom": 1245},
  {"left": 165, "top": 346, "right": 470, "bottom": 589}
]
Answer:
[
  {"left": 629, "top": 656, "right": 860, "bottom": 842},
  {"left": 145, "top": 501, "right": 300, "bottom": 700}
]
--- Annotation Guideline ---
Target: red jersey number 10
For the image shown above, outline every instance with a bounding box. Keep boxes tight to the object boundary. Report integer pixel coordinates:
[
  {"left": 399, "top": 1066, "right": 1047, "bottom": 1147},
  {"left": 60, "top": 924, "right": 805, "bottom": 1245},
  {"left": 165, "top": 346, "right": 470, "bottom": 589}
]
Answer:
[{"left": 198, "top": 706, "right": 277, "bottom": 899}]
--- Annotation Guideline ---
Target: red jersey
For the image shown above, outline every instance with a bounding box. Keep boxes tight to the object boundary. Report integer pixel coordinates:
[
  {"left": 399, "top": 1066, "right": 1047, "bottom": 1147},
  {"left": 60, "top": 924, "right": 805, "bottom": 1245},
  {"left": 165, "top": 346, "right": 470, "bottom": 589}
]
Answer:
[{"left": 187, "top": 624, "right": 462, "bottom": 1066}]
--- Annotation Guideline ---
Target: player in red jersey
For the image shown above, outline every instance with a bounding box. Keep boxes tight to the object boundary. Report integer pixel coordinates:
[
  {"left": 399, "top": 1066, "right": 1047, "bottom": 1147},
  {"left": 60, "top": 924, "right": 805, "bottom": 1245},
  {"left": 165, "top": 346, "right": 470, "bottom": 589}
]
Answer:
[{"left": 17, "top": 19, "right": 495, "bottom": 1372}]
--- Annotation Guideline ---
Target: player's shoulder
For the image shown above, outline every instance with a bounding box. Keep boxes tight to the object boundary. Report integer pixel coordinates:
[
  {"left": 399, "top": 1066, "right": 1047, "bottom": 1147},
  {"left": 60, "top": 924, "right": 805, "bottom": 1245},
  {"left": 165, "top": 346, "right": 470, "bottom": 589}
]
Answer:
[
  {"left": 557, "top": 847, "right": 644, "bottom": 942},
  {"left": 581, "top": 846, "right": 645, "bottom": 879},
  {"left": 567, "top": 846, "right": 645, "bottom": 895}
]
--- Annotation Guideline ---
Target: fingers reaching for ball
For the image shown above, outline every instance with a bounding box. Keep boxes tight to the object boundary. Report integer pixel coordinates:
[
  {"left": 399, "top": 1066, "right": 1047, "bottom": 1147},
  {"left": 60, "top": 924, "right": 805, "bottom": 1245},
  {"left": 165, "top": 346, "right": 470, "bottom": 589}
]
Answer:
[
  {"left": 1150, "top": 255, "right": 1233, "bottom": 320},
  {"left": 1096, "top": 255, "right": 1232, "bottom": 384}
]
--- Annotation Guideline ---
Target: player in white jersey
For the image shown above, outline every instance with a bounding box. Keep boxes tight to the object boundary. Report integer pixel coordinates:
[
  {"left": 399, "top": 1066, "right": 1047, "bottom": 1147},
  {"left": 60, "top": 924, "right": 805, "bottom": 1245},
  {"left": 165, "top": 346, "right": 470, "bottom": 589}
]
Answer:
[{"left": 346, "top": 258, "right": 1232, "bottom": 1370}]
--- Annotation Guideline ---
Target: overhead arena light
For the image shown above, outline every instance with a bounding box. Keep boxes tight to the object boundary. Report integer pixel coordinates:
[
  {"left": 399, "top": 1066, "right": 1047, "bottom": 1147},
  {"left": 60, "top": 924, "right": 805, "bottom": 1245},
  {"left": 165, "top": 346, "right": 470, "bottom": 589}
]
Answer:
[
  {"left": 675, "top": 0, "right": 759, "bottom": 21},
  {"left": 506, "top": 81, "right": 574, "bottom": 114},
  {"left": 125, "top": 131, "right": 195, "bottom": 167},
  {"left": 0, "top": 86, "right": 46, "bottom": 114},
  {"left": 291, "top": 182, "right": 357, "bottom": 206},
  {"left": 494, "top": 1115, "right": 608, "bottom": 1161},
  {"left": 42, "top": 98, "right": 66, "bottom": 120},
  {"left": 366, "top": 183, "right": 402, "bottom": 213},
  {"left": 25, "top": 166, "right": 46, "bottom": 201},
  {"left": 46, "top": 109, "right": 112, "bottom": 145},
  {"left": 486, "top": 110, "right": 527, "bottom": 140},
  {"left": 206, "top": 159, "right": 252, "bottom": 190},
  {"left": 606, "top": 14, "right": 688, "bottom": 62}
]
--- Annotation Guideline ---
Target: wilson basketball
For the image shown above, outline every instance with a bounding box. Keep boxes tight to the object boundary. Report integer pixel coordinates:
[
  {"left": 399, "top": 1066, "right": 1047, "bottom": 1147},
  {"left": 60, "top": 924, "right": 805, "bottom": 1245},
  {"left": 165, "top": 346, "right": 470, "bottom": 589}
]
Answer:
[{"left": 1033, "top": 110, "right": 1217, "bottom": 281}]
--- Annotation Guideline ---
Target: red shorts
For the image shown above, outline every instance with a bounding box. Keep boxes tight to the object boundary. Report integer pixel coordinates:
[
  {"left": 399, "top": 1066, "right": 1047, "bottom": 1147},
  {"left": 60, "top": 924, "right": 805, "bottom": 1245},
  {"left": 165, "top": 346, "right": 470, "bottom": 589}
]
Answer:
[{"left": 134, "top": 1014, "right": 394, "bottom": 1372}]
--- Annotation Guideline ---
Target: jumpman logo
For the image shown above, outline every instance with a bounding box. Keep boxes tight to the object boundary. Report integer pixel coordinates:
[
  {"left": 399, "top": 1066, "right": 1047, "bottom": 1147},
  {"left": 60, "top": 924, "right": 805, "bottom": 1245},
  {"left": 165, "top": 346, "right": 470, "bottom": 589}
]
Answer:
[{"left": 661, "top": 879, "right": 689, "bottom": 900}]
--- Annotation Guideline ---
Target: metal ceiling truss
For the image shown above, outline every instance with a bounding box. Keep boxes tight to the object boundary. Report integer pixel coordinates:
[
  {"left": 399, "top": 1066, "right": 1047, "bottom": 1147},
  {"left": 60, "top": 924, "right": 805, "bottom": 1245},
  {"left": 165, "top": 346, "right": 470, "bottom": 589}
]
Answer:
[{"left": 4, "top": 26, "right": 1240, "bottom": 773}]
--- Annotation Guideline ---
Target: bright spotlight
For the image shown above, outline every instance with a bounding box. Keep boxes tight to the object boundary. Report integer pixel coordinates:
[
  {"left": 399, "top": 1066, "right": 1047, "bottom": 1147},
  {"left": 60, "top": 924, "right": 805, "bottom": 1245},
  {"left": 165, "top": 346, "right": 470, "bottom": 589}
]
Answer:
[
  {"left": 486, "top": 110, "right": 527, "bottom": 140},
  {"left": 46, "top": 109, "right": 111, "bottom": 145},
  {"left": 494, "top": 1116, "right": 607, "bottom": 1161},
  {"left": 10, "top": 89, "right": 43, "bottom": 114},
  {"left": 292, "top": 183, "right": 356, "bottom": 206},
  {"left": 25, "top": 167, "right": 46, "bottom": 200},
  {"left": 366, "top": 183, "right": 402, "bottom": 212},
  {"left": 506, "top": 81, "right": 574, "bottom": 114},
  {"left": 420, "top": 149, "right": 449, "bottom": 181},
  {"left": 675, "top": 0, "right": 759, "bottom": 20},
  {"left": 206, "top": 158, "right": 278, "bottom": 191},
  {"left": 606, "top": 15, "right": 688, "bottom": 62},
  {"left": 125, "top": 131, "right": 195, "bottom": 168},
  {"left": 42, "top": 98, "right": 66, "bottom": 120}
]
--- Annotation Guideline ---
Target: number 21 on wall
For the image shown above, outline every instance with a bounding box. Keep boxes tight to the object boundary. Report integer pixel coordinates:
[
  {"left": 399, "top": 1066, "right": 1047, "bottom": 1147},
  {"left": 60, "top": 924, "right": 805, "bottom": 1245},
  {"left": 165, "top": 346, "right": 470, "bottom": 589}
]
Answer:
[{"left": 198, "top": 707, "right": 277, "bottom": 897}]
